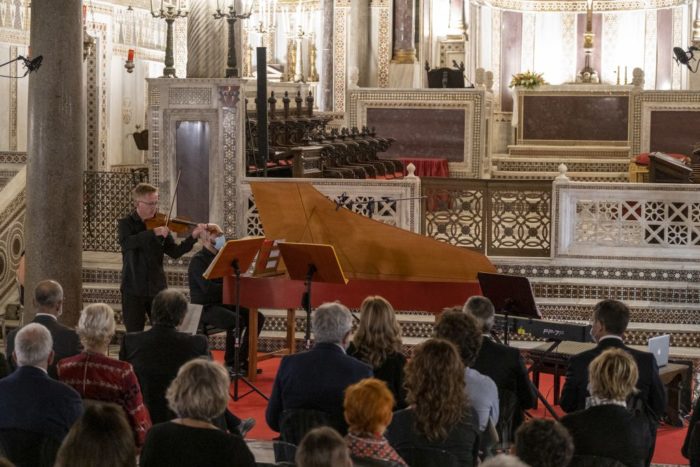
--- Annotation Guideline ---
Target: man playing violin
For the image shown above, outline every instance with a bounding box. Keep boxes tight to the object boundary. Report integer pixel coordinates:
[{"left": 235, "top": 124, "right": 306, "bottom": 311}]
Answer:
[
  {"left": 118, "top": 183, "right": 207, "bottom": 333},
  {"left": 188, "top": 224, "right": 265, "bottom": 374}
]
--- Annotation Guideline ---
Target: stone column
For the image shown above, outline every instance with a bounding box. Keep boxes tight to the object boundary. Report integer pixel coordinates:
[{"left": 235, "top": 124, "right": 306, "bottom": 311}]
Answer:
[
  {"left": 187, "top": 0, "right": 227, "bottom": 78},
  {"left": 690, "top": 0, "right": 700, "bottom": 90},
  {"left": 392, "top": 0, "right": 415, "bottom": 63},
  {"left": 25, "top": 0, "right": 85, "bottom": 325},
  {"left": 320, "top": 0, "right": 334, "bottom": 110},
  {"left": 449, "top": 0, "right": 466, "bottom": 36}
]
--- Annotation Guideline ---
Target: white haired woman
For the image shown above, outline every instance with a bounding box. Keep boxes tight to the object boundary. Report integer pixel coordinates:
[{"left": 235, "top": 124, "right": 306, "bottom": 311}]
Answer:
[
  {"left": 57, "top": 303, "right": 151, "bottom": 448},
  {"left": 139, "top": 359, "right": 255, "bottom": 467}
]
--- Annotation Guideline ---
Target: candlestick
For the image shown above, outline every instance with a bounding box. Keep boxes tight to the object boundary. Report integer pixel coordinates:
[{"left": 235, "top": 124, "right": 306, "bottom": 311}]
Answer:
[
  {"left": 617, "top": 65, "right": 620, "bottom": 85},
  {"left": 624, "top": 66, "right": 628, "bottom": 85}
]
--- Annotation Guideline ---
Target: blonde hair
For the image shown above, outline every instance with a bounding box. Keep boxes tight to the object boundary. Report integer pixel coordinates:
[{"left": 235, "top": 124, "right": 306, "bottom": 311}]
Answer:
[
  {"left": 588, "top": 348, "right": 639, "bottom": 401},
  {"left": 77, "top": 304, "right": 116, "bottom": 349},
  {"left": 344, "top": 378, "right": 394, "bottom": 434},
  {"left": 166, "top": 359, "right": 229, "bottom": 421},
  {"left": 351, "top": 296, "right": 402, "bottom": 368},
  {"left": 132, "top": 182, "right": 157, "bottom": 200}
]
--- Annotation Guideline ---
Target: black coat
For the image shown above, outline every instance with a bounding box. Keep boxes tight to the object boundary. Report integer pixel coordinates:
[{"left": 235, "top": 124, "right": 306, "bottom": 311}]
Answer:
[
  {"left": 119, "top": 324, "right": 209, "bottom": 424},
  {"left": 347, "top": 342, "right": 407, "bottom": 409},
  {"left": 5, "top": 314, "right": 81, "bottom": 379},
  {"left": 561, "top": 404, "right": 651, "bottom": 467}
]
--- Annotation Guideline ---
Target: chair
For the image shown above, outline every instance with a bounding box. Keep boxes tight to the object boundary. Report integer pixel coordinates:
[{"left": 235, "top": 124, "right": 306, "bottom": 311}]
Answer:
[
  {"left": 568, "top": 454, "right": 627, "bottom": 467},
  {"left": 395, "top": 447, "right": 459, "bottom": 467},
  {"left": 279, "top": 409, "right": 345, "bottom": 446},
  {"left": 352, "top": 456, "right": 403, "bottom": 466},
  {"left": 0, "top": 428, "right": 62, "bottom": 467},
  {"left": 425, "top": 61, "right": 465, "bottom": 88},
  {"left": 246, "top": 440, "right": 297, "bottom": 464}
]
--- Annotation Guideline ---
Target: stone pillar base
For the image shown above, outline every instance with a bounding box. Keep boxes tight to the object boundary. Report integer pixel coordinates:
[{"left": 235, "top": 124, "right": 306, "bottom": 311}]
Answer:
[{"left": 389, "top": 63, "right": 421, "bottom": 88}]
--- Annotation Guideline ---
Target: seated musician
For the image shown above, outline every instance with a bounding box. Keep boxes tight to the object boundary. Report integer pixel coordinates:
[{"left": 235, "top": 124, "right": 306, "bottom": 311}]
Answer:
[
  {"left": 559, "top": 299, "right": 666, "bottom": 465},
  {"left": 187, "top": 224, "right": 265, "bottom": 373}
]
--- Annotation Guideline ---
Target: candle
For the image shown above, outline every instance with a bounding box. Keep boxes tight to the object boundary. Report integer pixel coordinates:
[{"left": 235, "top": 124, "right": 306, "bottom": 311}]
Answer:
[
  {"left": 128, "top": 49, "right": 135, "bottom": 61},
  {"left": 624, "top": 66, "right": 628, "bottom": 84},
  {"left": 82, "top": 5, "right": 87, "bottom": 22}
]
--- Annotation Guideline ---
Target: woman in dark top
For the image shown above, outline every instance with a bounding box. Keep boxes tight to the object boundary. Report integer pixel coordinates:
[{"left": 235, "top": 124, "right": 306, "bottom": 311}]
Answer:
[
  {"left": 561, "top": 348, "right": 651, "bottom": 467},
  {"left": 347, "top": 296, "right": 407, "bottom": 408},
  {"left": 386, "top": 339, "right": 479, "bottom": 467},
  {"left": 140, "top": 359, "right": 255, "bottom": 467}
]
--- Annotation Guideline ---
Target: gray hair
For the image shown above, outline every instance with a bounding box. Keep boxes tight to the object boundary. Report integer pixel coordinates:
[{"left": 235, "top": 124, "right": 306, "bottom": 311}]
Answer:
[
  {"left": 480, "top": 454, "right": 531, "bottom": 467},
  {"left": 151, "top": 289, "right": 188, "bottom": 327},
  {"left": 15, "top": 323, "right": 53, "bottom": 367},
  {"left": 464, "top": 295, "right": 495, "bottom": 332},
  {"left": 34, "top": 280, "right": 63, "bottom": 308},
  {"left": 166, "top": 359, "right": 229, "bottom": 421},
  {"left": 312, "top": 302, "right": 353, "bottom": 344},
  {"left": 77, "top": 304, "right": 116, "bottom": 348}
]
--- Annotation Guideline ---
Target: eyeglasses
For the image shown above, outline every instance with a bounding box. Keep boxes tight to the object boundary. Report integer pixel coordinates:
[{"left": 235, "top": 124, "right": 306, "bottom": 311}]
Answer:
[{"left": 138, "top": 201, "right": 158, "bottom": 207}]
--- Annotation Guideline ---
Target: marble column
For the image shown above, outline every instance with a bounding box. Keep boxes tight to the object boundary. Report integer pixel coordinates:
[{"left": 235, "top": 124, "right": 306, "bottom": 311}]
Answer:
[
  {"left": 449, "top": 0, "right": 466, "bottom": 37},
  {"left": 392, "top": 0, "right": 415, "bottom": 63},
  {"left": 321, "top": 0, "right": 334, "bottom": 110},
  {"left": 25, "top": 0, "right": 84, "bottom": 325},
  {"left": 187, "top": 0, "right": 227, "bottom": 78}
]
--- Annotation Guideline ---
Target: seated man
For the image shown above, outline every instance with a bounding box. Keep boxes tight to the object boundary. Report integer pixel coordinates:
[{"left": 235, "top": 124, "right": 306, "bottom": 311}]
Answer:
[
  {"left": 266, "top": 302, "right": 373, "bottom": 433},
  {"left": 514, "top": 419, "right": 574, "bottom": 467},
  {"left": 5, "top": 279, "right": 81, "bottom": 378},
  {"left": 434, "top": 309, "right": 499, "bottom": 432},
  {"left": 187, "top": 224, "right": 265, "bottom": 372},
  {"left": 560, "top": 299, "right": 666, "bottom": 465},
  {"left": 0, "top": 323, "right": 83, "bottom": 441},
  {"left": 120, "top": 289, "right": 254, "bottom": 436}
]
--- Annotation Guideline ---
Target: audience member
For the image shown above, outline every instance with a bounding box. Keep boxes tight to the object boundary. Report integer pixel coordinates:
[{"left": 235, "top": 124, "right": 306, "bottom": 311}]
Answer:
[
  {"left": 188, "top": 223, "right": 265, "bottom": 373},
  {"left": 119, "top": 289, "right": 253, "bottom": 435},
  {"left": 561, "top": 348, "right": 651, "bottom": 467},
  {"left": 560, "top": 299, "right": 666, "bottom": 464},
  {"left": 386, "top": 338, "right": 479, "bottom": 466},
  {"left": 347, "top": 296, "right": 407, "bottom": 408},
  {"left": 57, "top": 303, "right": 151, "bottom": 447},
  {"left": 480, "top": 454, "right": 530, "bottom": 467},
  {"left": 5, "top": 280, "right": 81, "bottom": 378},
  {"left": 266, "top": 302, "right": 372, "bottom": 433},
  {"left": 514, "top": 419, "right": 573, "bottom": 467},
  {"left": 464, "top": 296, "right": 535, "bottom": 433},
  {"left": 0, "top": 323, "right": 82, "bottom": 441},
  {"left": 435, "top": 308, "right": 499, "bottom": 431},
  {"left": 343, "top": 378, "right": 407, "bottom": 466},
  {"left": 139, "top": 359, "right": 255, "bottom": 467},
  {"left": 54, "top": 402, "right": 136, "bottom": 467},
  {"left": 682, "top": 397, "right": 700, "bottom": 467},
  {"left": 296, "top": 427, "right": 353, "bottom": 467},
  {"left": 0, "top": 353, "right": 8, "bottom": 379},
  {"left": 0, "top": 458, "right": 13, "bottom": 467}
]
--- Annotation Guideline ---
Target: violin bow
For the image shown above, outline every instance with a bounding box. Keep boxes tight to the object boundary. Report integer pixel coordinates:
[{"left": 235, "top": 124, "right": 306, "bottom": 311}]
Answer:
[{"left": 164, "top": 169, "right": 182, "bottom": 228}]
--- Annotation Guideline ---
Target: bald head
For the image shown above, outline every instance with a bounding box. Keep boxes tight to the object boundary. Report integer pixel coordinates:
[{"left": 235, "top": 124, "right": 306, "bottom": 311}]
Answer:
[
  {"left": 14, "top": 323, "right": 54, "bottom": 368},
  {"left": 34, "top": 280, "right": 64, "bottom": 316}
]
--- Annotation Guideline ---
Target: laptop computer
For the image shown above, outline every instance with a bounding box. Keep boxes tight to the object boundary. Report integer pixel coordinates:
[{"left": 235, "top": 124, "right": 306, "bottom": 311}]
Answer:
[{"left": 648, "top": 334, "right": 670, "bottom": 367}]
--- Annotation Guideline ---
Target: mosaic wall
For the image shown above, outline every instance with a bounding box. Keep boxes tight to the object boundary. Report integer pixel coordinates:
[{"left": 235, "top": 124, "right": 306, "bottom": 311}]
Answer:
[
  {"left": 0, "top": 183, "right": 24, "bottom": 310},
  {"left": 422, "top": 177, "right": 551, "bottom": 256}
]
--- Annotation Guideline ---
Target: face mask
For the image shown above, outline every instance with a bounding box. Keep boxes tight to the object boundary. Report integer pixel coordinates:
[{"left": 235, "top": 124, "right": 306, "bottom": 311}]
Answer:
[{"left": 214, "top": 235, "right": 226, "bottom": 251}]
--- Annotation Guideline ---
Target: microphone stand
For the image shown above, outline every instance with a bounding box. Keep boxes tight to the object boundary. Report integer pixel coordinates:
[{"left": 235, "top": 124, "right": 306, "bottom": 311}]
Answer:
[
  {"left": 230, "top": 258, "right": 268, "bottom": 401},
  {"left": 301, "top": 264, "right": 317, "bottom": 350},
  {"left": 0, "top": 55, "right": 40, "bottom": 78}
]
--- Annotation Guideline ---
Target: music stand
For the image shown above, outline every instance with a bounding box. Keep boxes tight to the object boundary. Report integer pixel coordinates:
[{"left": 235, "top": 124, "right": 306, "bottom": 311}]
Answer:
[
  {"left": 204, "top": 236, "right": 267, "bottom": 401},
  {"left": 277, "top": 242, "right": 348, "bottom": 350}
]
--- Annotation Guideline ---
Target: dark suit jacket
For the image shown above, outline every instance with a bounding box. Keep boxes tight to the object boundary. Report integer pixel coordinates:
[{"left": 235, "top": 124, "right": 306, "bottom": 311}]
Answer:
[
  {"left": 265, "top": 342, "right": 373, "bottom": 432},
  {"left": 119, "top": 324, "right": 209, "bottom": 424},
  {"left": 0, "top": 366, "right": 83, "bottom": 441},
  {"left": 559, "top": 337, "right": 667, "bottom": 419},
  {"left": 5, "top": 314, "right": 81, "bottom": 379},
  {"left": 561, "top": 404, "right": 651, "bottom": 467},
  {"left": 472, "top": 336, "right": 536, "bottom": 426}
]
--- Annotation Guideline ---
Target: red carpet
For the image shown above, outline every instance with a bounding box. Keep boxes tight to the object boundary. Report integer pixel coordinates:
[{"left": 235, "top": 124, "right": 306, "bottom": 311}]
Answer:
[{"left": 215, "top": 351, "right": 690, "bottom": 465}]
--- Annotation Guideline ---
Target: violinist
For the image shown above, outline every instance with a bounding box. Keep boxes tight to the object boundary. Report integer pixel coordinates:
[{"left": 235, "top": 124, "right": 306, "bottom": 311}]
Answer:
[
  {"left": 118, "top": 182, "right": 207, "bottom": 333},
  {"left": 188, "top": 224, "right": 265, "bottom": 374}
]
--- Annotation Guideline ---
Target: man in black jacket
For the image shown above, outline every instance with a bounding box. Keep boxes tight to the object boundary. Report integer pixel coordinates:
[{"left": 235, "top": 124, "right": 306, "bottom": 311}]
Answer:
[
  {"left": 464, "top": 296, "right": 536, "bottom": 437},
  {"left": 560, "top": 299, "right": 666, "bottom": 466},
  {"left": 118, "top": 182, "right": 206, "bottom": 332},
  {"left": 5, "top": 280, "right": 81, "bottom": 378},
  {"left": 187, "top": 224, "right": 264, "bottom": 372}
]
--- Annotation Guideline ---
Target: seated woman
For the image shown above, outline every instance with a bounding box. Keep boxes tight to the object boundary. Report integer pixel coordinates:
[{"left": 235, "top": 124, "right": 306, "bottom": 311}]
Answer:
[
  {"left": 347, "top": 296, "right": 407, "bottom": 408},
  {"left": 57, "top": 303, "right": 151, "bottom": 447},
  {"left": 139, "top": 359, "right": 255, "bottom": 467},
  {"left": 344, "top": 378, "right": 407, "bottom": 466},
  {"left": 296, "top": 426, "right": 353, "bottom": 467},
  {"left": 385, "top": 338, "right": 479, "bottom": 466},
  {"left": 561, "top": 348, "right": 651, "bottom": 467},
  {"left": 55, "top": 402, "right": 136, "bottom": 467}
]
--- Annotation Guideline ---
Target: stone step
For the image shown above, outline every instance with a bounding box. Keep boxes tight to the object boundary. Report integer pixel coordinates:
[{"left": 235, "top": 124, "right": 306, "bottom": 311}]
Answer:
[
  {"left": 491, "top": 156, "right": 629, "bottom": 173},
  {"left": 507, "top": 145, "right": 631, "bottom": 158},
  {"left": 490, "top": 170, "right": 629, "bottom": 182}
]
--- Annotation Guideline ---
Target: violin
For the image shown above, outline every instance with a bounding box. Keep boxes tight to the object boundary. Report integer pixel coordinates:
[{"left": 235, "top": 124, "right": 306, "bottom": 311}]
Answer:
[{"left": 144, "top": 212, "right": 202, "bottom": 234}]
